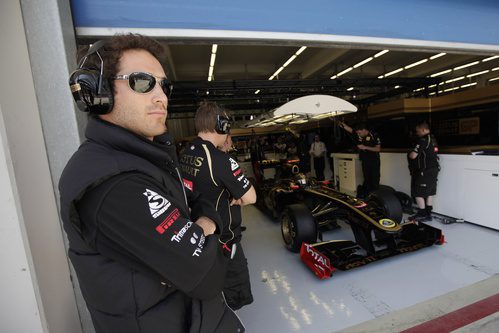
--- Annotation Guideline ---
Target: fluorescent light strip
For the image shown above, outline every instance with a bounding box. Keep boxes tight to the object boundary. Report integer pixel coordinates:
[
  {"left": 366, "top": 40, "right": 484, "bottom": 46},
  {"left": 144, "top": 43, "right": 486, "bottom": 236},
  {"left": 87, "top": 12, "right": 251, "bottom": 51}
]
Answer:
[
  {"left": 466, "top": 70, "right": 489, "bottom": 78},
  {"left": 482, "top": 55, "right": 499, "bottom": 62},
  {"left": 492, "top": 67, "right": 499, "bottom": 71},
  {"left": 332, "top": 50, "right": 389, "bottom": 79},
  {"left": 430, "top": 53, "right": 446, "bottom": 60},
  {"left": 489, "top": 76, "right": 499, "bottom": 82},
  {"left": 428, "top": 84, "right": 437, "bottom": 88},
  {"left": 374, "top": 50, "right": 389, "bottom": 58},
  {"left": 347, "top": 87, "right": 354, "bottom": 91},
  {"left": 453, "top": 61, "right": 479, "bottom": 71},
  {"left": 429, "top": 92, "right": 436, "bottom": 96},
  {"left": 379, "top": 52, "right": 446, "bottom": 79},
  {"left": 254, "top": 89, "right": 260, "bottom": 94},
  {"left": 208, "top": 44, "right": 218, "bottom": 81},
  {"left": 405, "top": 58, "right": 428, "bottom": 69},
  {"left": 384, "top": 67, "right": 404, "bottom": 77},
  {"left": 394, "top": 85, "right": 401, "bottom": 89},
  {"left": 413, "top": 87, "right": 425, "bottom": 92},
  {"left": 444, "top": 76, "right": 465, "bottom": 84},
  {"left": 337, "top": 67, "right": 353, "bottom": 77},
  {"left": 268, "top": 46, "right": 307, "bottom": 80},
  {"left": 353, "top": 57, "right": 373, "bottom": 68},
  {"left": 444, "top": 86, "right": 460, "bottom": 92},
  {"left": 460, "top": 82, "right": 477, "bottom": 88},
  {"left": 430, "top": 69, "right": 452, "bottom": 77}
]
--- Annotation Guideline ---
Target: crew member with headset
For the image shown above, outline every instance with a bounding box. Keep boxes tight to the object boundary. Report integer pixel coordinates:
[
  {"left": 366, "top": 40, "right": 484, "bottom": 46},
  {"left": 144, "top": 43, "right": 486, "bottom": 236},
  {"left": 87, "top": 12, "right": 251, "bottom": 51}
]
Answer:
[
  {"left": 59, "top": 34, "right": 244, "bottom": 332},
  {"left": 408, "top": 121, "right": 440, "bottom": 221},
  {"left": 180, "top": 101, "right": 256, "bottom": 310},
  {"left": 338, "top": 122, "right": 381, "bottom": 196}
]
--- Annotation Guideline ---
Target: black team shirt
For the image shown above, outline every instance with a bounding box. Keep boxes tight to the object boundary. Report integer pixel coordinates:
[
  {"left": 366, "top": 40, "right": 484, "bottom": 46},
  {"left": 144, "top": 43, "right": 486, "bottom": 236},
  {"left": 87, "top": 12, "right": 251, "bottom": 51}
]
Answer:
[{"left": 180, "top": 137, "right": 251, "bottom": 244}]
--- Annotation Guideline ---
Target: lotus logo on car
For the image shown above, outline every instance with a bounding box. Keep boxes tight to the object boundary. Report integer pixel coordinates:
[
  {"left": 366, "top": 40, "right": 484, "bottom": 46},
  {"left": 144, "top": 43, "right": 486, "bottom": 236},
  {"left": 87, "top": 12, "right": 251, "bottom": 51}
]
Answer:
[{"left": 379, "top": 218, "right": 396, "bottom": 228}]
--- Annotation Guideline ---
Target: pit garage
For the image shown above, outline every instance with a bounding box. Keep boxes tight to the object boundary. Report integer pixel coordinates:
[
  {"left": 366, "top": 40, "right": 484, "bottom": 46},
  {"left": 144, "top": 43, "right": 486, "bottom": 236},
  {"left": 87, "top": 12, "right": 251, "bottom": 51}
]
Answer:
[{"left": 2, "top": 1, "right": 499, "bottom": 332}]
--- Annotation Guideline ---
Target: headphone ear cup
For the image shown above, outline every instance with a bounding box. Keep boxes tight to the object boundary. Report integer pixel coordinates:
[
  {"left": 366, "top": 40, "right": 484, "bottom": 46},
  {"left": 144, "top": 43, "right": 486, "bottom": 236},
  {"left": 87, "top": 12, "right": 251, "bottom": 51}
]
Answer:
[{"left": 69, "top": 68, "right": 113, "bottom": 114}]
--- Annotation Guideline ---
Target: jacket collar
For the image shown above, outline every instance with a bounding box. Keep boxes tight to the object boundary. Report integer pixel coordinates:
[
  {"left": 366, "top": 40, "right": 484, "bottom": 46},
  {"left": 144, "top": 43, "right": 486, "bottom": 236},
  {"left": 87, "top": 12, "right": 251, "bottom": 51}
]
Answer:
[{"left": 85, "top": 116, "right": 178, "bottom": 168}]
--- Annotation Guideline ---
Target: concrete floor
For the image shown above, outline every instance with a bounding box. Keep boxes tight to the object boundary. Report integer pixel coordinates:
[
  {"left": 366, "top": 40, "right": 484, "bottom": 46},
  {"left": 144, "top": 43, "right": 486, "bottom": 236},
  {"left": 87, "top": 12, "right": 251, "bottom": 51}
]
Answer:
[{"left": 237, "top": 205, "right": 499, "bottom": 332}]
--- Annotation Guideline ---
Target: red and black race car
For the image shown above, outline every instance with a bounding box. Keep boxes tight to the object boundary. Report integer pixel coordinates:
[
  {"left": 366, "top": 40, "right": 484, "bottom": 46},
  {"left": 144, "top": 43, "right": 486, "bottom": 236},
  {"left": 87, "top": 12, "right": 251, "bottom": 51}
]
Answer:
[{"left": 255, "top": 159, "right": 444, "bottom": 279}]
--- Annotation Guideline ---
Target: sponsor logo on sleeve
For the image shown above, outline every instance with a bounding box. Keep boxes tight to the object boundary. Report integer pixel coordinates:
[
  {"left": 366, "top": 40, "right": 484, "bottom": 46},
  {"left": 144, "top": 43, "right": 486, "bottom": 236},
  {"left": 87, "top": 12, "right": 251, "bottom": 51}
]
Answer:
[
  {"left": 229, "top": 157, "right": 239, "bottom": 171},
  {"left": 155, "top": 208, "right": 180, "bottom": 234},
  {"left": 144, "top": 189, "right": 171, "bottom": 218},
  {"left": 242, "top": 178, "right": 250, "bottom": 189},
  {"left": 237, "top": 174, "right": 245, "bottom": 182},
  {"left": 171, "top": 221, "right": 193, "bottom": 243},
  {"left": 182, "top": 178, "right": 193, "bottom": 191},
  {"left": 233, "top": 168, "right": 242, "bottom": 177},
  {"left": 190, "top": 232, "right": 206, "bottom": 257}
]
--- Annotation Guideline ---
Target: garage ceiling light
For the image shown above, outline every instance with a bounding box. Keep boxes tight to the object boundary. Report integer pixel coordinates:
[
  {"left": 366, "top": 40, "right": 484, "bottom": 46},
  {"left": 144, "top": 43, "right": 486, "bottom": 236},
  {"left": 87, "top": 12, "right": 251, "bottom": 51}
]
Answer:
[
  {"left": 430, "top": 53, "right": 446, "bottom": 60},
  {"left": 353, "top": 57, "right": 373, "bottom": 68},
  {"left": 347, "top": 87, "right": 354, "bottom": 91},
  {"left": 443, "top": 86, "right": 460, "bottom": 92},
  {"left": 453, "top": 61, "right": 479, "bottom": 71},
  {"left": 482, "top": 55, "right": 499, "bottom": 62},
  {"left": 207, "top": 44, "right": 218, "bottom": 81},
  {"left": 461, "top": 82, "right": 477, "bottom": 88},
  {"left": 430, "top": 69, "right": 452, "bottom": 77},
  {"left": 268, "top": 46, "right": 307, "bottom": 81},
  {"left": 384, "top": 67, "right": 404, "bottom": 77},
  {"left": 254, "top": 89, "right": 260, "bottom": 94},
  {"left": 466, "top": 70, "right": 489, "bottom": 78},
  {"left": 489, "top": 76, "right": 499, "bottom": 82},
  {"left": 405, "top": 58, "right": 428, "bottom": 69},
  {"left": 379, "top": 53, "right": 447, "bottom": 79},
  {"left": 374, "top": 50, "right": 389, "bottom": 58},
  {"left": 491, "top": 67, "right": 499, "bottom": 71},
  {"left": 331, "top": 50, "right": 390, "bottom": 79},
  {"left": 444, "top": 76, "right": 465, "bottom": 84}
]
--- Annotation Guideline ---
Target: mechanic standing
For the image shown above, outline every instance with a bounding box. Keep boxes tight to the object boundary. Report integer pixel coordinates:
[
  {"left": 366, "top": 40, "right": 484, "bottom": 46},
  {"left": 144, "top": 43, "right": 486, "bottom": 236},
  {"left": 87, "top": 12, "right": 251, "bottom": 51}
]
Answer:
[
  {"left": 338, "top": 122, "right": 381, "bottom": 196},
  {"left": 309, "top": 134, "right": 327, "bottom": 180},
  {"left": 59, "top": 34, "right": 244, "bottom": 332},
  {"left": 180, "top": 101, "right": 256, "bottom": 310},
  {"left": 408, "top": 121, "right": 440, "bottom": 221}
]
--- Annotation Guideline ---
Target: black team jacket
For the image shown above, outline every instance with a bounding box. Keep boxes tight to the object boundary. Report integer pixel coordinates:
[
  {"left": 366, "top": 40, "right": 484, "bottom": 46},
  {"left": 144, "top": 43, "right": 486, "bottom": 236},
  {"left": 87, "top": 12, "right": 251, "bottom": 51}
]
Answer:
[{"left": 59, "top": 117, "right": 244, "bottom": 333}]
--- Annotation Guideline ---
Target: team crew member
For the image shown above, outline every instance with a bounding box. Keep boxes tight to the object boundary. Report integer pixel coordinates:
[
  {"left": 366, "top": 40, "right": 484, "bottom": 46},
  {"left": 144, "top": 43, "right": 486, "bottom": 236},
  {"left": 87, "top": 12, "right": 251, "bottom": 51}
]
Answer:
[
  {"left": 339, "top": 122, "right": 381, "bottom": 195},
  {"left": 309, "top": 134, "right": 327, "bottom": 181},
  {"left": 409, "top": 121, "right": 440, "bottom": 221},
  {"left": 59, "top": 34, "right": 244, "bottom": 332},
  {"left": 180, "top": 102, "right": 257, "bottom": 310}
]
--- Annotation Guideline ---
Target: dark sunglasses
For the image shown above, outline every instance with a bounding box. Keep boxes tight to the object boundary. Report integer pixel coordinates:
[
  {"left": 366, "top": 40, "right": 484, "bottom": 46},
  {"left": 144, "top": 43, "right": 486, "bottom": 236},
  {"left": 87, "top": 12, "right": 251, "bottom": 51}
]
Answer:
[{"left": 114, "top": 72, "right": 173, "bottom": 97}]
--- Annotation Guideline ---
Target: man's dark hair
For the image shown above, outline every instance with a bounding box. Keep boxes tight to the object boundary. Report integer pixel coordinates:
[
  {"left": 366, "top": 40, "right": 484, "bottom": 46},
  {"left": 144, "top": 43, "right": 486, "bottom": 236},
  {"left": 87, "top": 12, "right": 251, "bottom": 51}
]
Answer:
[
  {"left": 354, "top": 123, "right": 368, "bottom": 131},
  {"left": 416, "top": 121, "right": 430, "bottom": 131},
  {"left": 78, "top": 34, "right": 166, "bottom": 93},
  {"left": 195, "top": 101, "right": 229, "bottom": 133}
]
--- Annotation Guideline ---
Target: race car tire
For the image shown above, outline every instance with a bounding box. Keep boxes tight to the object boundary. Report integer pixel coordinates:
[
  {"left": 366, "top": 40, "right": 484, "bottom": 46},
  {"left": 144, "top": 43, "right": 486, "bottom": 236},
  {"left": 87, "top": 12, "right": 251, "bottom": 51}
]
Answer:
[
  {"left": 280, "top": 204, "right": 317, "bottom": 253},
  {"left": 368, "top": 190, "right": 403, "bottom": 223}
]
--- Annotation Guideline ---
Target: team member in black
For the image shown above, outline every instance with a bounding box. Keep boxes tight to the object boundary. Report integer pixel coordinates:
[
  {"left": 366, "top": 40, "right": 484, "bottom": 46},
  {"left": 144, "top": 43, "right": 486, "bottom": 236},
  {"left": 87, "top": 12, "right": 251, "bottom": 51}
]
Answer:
[
  {"left": 409, "top": 121, "right": 440, "bottom": 221},
  {"left": 180, "top": 102, "right": 257, "bottom": 310},
  {"left": 59, "top": 35, "right": 243, "bottom": 332},
  {"left": 339, "top": 122, "right": 381, "bottom": 195}
]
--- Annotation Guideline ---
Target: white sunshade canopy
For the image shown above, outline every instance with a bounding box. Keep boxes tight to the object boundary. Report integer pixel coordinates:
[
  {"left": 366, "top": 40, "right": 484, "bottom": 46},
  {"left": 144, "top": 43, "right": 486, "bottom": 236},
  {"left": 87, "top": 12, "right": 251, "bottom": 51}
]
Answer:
[{"left": 244, "top": 95, "right": 357, "bottom": 127}]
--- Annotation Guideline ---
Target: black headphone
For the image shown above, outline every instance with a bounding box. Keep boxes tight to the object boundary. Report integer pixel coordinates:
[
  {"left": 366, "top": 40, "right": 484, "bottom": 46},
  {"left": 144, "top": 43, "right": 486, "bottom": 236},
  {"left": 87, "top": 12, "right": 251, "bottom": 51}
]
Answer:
[
  {"left": 69, "top": 40, "right": 113, "bottom": 114},
  {"left": 215, "top": 114, "right": 231, "bottom": 134}
]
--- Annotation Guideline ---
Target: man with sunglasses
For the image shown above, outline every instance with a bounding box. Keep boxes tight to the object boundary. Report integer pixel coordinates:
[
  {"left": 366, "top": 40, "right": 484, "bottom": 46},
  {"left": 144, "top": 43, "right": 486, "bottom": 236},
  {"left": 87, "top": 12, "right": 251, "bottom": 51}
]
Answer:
[
  {"left": 180, "top": 102, "right": 256, "bottom": 311},
  {"left": 59, "top": 34, "right": 244, "bottom": 333}
]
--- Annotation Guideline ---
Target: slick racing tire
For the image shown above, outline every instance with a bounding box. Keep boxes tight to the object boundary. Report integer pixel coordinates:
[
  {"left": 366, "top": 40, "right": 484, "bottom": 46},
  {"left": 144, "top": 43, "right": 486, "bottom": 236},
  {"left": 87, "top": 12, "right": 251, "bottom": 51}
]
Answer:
[
  {"left": 368, "top": 190, "right": 403, "bottom": 223},
  {"left": 280, "top": 204, "right": 317, "bottom": 253}
]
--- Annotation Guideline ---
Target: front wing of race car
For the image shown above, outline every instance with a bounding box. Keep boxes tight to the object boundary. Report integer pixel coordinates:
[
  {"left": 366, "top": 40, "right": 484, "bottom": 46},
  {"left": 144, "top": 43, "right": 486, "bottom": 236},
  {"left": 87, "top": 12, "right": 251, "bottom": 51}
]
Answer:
[{"left": 300, "top": 221, "right": 444, "bottom": 279}]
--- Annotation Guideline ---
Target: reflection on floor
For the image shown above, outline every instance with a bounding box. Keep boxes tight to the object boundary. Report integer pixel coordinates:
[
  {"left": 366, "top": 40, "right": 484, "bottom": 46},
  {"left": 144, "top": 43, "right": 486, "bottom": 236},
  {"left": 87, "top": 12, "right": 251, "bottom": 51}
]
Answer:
[{"left": 237, "top": 205, "right": 499, "bottom": 333}]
